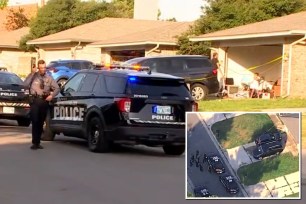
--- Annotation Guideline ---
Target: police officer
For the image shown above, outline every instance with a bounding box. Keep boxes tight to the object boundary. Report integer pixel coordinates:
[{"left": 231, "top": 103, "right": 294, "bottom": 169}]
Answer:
[{"left": 24, "top": 59, "right": 60, "bottom": 150}]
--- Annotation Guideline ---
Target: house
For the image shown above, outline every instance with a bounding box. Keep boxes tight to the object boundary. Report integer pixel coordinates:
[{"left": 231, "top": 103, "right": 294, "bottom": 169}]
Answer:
[
  {"left": 190, "top": 11, "right": 306, "bottom": 98},
  {"left": 0, "top": 27, "right": 36, "bottom": 76},
  {"left": 27, "top": 18, "right": 192, "bottom": 64}
]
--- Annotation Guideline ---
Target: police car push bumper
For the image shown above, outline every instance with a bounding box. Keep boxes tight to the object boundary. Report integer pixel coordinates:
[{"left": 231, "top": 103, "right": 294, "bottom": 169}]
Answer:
[{"left": 106, "top": 126, "right": 185, "bottom": 145}]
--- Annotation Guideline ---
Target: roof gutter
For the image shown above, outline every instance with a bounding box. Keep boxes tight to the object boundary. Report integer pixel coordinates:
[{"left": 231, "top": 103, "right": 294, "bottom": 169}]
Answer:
[
  {"left": 283, "top": 34, "right": 306, "bottom": 98},
  {"left": 189, "top": 30, "right": 306, "bottom": 42},
  {"left": 88, "top": 41, "right": 175, "bottom": 48}
]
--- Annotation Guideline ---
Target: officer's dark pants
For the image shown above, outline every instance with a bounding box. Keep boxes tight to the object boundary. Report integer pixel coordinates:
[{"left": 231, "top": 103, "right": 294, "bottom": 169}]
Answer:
[{"left": 30, "top": 98, "right": 49, "bottom": 145}]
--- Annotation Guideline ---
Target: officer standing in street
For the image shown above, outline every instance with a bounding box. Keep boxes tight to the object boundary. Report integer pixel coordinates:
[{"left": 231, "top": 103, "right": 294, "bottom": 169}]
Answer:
[{"left": 24, "top": 59, "right": 60, "bottom": 150}]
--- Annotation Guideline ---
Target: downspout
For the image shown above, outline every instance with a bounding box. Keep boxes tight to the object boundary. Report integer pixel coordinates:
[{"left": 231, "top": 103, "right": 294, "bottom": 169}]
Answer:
[
  {"left": 72, "top": 41, "right": 81, "bottom": 59},
  {"left": 146, "top": 44, "right": 160, "bottom": 55},
  {"left": 283, "top": 34, "right": 306, "bottom": 98},
  {"left": 34, "top": 47, "right": 40, "bottom": 59}
]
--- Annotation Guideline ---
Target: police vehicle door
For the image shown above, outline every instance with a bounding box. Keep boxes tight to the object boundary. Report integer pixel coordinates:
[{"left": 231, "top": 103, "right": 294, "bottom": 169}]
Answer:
[{"left": 53, "top": 73, "right": 89, "bottom": 131}]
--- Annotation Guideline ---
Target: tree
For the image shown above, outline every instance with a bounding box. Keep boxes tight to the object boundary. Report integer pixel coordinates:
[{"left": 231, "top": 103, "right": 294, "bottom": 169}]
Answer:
[
  {"left": 0, "top": 0, "right": 8, "bottom": 9},
  {"left": 105, "top": 0, "right": 134, "bottom": 18},
  {"left": 19, "top": 0, "right": 134, "bottom": 51},
  {"left": 177, "top": 0, "right": 306, "bottom": 54},
  {"left": 4, "top": 7, "right": 29, "bottom": 31}
]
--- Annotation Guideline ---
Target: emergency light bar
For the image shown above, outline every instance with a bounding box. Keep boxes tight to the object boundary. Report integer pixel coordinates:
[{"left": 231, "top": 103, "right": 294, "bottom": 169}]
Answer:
[{"left": 97, "top": 63, "right": 151, "bottom": 74}]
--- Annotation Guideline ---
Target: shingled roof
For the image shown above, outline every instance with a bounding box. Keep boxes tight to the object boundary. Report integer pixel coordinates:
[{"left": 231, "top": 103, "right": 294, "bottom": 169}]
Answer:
[
  {"left": 190, "top": 11, "right": 306, "bottom": 41},
  {"left": 0, "top": 27, "right": 29, "bottom": 48},
  {"left": 89, "top": 22, "right": 192, "bottom": 47},
  {"left": 28, "top": 18, "right": 192, "bottom": 45}
]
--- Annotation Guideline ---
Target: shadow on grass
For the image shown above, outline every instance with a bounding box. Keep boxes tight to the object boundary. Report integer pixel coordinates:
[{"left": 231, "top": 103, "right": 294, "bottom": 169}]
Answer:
[
  {"left": 238, "top": 156, "right": 281, "bottom": 186},
  {"left": 211, "top": 113, "right": 278, "bottom": 149}
]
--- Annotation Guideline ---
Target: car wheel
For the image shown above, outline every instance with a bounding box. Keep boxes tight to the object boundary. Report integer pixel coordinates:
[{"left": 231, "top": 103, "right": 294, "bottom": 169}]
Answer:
[
  {"left": 17, "top": 118, "right": 31, "bottom": 127},
  {"left": 57, "top": 78, "right": 67, "bottom": 87},
  {"left": 41, "top": 112, "right": 55, "bottom": 141},
  {"left": 87, "top": 116, "right": 111, "bottom": 153},
  {"left": 162, "top": 145, "right": 185, "bottom": 155},
  {"left": 191, "top": 84, "right": 208, "bottom": 101}
]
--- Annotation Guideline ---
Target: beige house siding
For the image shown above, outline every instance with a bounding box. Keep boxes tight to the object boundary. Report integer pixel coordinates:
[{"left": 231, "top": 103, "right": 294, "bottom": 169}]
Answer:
[
  {"left": 291, "top": 43, "right": 306, "bottom": 97},
  {"left": 145, "top": 45, "right": 177, "bottom": 56},
  {"left": 75, "top": 47, "right": 101, "bottom": 64},
  {"left": 0, "top": 49, "right": 36, "bottom": 76}
]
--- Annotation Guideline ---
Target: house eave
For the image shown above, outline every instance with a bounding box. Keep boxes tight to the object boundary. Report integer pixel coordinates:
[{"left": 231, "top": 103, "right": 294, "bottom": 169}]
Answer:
[
  {"left": 88, "top": 41, "right": 176, "bottom": 48},
  {"left": 27, "top": 39, "right": 95, "bottom": 45},
  {"left": 190, "top": 30, "right": 306, "bottom": 42}
]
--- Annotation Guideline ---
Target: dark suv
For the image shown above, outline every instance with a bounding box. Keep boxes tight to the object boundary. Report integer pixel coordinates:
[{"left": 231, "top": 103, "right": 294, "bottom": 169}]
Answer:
[
  {"left": 46, "top": 60, "right": 95, "bottom": 87},
  {"left": 253, "top": 140, "right": 284, "bottom": 160},
  {"left": 43, "top": 66, "right": 197, "bottom": 155},
  {"left": 123, "top": 55, "right": 219, "bottom": 101},
  {"left": 0, "top": 71, "right": 31, "bottom": 126},
  {"left": 255, "top": 132, "right": 283, "bottom": 145}
]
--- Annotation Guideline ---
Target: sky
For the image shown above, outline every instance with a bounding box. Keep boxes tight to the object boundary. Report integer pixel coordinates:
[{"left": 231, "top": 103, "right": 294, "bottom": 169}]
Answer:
[
  {"left": 159, "top": 0, "right": 206, "bottom": 22},
  {"left": 8, "top": 0, "right": 206, "bottom": 22}
]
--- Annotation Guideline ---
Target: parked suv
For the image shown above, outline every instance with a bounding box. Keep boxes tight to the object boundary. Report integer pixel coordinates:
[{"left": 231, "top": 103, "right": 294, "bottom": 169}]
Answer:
[
  {"left": 123, "top": 55, "right": 219, "bottom": 101},
  {"left": 46, "top": 60, "right": 95, "bottom": 87},
  {"left": 0, "top": 71, "right": 31, "bottom": 126},
  {"left": 43, "top": 66, "right": 197, "bottom": 155},
  {"left": 255, "top": 132, "right": 284, "bottom": 145},
  {"left": 253, "top": 140, "right": 284, "bottom": 160}
]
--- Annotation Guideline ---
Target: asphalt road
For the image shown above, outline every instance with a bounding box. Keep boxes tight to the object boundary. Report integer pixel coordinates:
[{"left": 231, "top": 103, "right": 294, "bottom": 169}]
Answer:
[
  {"left": 279, "top": 114, "right": 300, "bottom": 144},
  {"left": 0, "top": 119, "right": 192, "bottom": 204},
  {"left": 187, "top": 113, "right": 244, "bottom": 198},
  {"left": 1, "top": 119, "right": 305, "bottom": 204}
]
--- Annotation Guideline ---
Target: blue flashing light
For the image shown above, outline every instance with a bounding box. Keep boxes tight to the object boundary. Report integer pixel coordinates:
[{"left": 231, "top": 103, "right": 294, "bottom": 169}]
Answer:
[{"left": 128, "top": 76, "right": 137, "bottom": 82}]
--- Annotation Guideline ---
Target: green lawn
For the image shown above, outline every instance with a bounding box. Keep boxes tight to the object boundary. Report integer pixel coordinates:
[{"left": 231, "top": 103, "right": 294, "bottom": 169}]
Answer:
[
  {"left": 285, "top": 192, "right": 299, "bottom": 197},
  {"left": 198, "top": 98, "right": 305, "bottom": 111},
  {"left": 237, "top": 153, "right": 299, "bottom": 186},
  {"left": 211, "top": 114, "right": 277, "bottom": 149}
]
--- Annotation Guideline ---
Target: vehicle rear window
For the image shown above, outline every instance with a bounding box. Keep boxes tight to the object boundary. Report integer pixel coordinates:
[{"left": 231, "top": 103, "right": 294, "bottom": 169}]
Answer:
[
  {"left": 127, "top": 77, "right": 190, "bottom": 97},
  {"left": 0, "top": 73, "right": 23, "bottom": 85},
  {"left": 186, "top": 58, "right": 212, "bottom": 69},
  {"left": 104, "top": 76, "right": 127, "bottom": 94}
]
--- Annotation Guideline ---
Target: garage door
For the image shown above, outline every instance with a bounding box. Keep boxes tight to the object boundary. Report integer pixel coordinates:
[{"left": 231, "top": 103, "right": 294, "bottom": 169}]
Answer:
[{"left": 44, "top": 50, "right": 72, "bottom": 65}]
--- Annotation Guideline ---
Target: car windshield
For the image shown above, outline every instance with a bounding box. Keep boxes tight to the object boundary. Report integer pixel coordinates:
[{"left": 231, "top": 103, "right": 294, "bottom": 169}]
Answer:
[{"left": 0, "top": 73, "right": 23, "bottom": 85}]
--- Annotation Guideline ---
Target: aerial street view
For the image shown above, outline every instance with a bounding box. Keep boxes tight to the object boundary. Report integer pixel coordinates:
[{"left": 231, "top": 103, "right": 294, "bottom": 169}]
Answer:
[{"left": 186, "top": 112, "right": 300, "bottom": 199}]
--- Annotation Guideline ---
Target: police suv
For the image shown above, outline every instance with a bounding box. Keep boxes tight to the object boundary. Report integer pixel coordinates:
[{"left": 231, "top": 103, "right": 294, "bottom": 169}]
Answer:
[
  {"left": 0, "top": 71, "right": 31, "bottom": 126},
  {"left": 43, "top": 66, "right": 198, "bottom": 155}
]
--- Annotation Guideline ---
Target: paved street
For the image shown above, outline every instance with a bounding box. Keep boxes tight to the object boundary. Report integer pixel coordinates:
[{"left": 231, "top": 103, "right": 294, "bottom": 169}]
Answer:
[
  {"left": 0, "top": 119, "right": 192, "bottom": 204},
  {"left": 187, "top": 113, "right": 244, "bottom": 198},
  {"left": 279, "top": 114, "right": 300, "bottom": 144}
]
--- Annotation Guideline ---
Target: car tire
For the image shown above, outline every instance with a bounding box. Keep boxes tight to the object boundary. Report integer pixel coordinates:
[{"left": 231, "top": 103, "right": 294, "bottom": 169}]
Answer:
[
  {"left": 191, "top": 84, "right": 208, "bottom": 101},
  {"left": 41, "top": 112, "right": 55, "bottom": 141},
  {"left": 162, "top": 145, "right": 185, "bottom": 155},
  {"left": 87, "top": 116, "right": 111, "bottom": 153},
  {"left": 57, "top": 78, "right": 67, "bottom": 87},
  {"left": 17, "top": 118, "right": 31, "bottom": 127}
]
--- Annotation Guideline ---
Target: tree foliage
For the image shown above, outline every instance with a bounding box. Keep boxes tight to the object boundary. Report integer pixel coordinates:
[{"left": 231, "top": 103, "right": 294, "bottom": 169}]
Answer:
[
  {"left": 19, "top": 0, "right": 134, "bottom": 51},
  {"left": 178, "top": 0, "right": 306, "bottom": 55},
  {"left": 4, "top": 7, "right": 29, "bottom": 31},
  {"left": 0, "top": 0, "right": 8, "bottom": 9}
]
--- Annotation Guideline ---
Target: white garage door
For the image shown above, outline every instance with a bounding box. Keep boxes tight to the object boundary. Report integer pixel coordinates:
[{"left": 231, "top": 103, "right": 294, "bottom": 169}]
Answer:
[{"left": 44, "top": 50, "right": 72, "bottom": 65}]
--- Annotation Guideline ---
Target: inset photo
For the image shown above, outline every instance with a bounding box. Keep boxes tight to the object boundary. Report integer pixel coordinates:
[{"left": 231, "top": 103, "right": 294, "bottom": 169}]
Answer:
[{"left": 186, "top": 112, "right": 301, "bottom": 199}]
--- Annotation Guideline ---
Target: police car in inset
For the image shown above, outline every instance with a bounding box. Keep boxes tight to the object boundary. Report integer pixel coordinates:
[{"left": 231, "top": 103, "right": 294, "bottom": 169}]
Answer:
[
  {"left": 193, "top": 185, "right": 212, "bottom": 197},
  {"left": 0, "top": 71, "right": 31, "bottom": 126},
  {"left": 204, "top": 154, "right": 226, "bottom": 174},
  {"left": 219, "top": 174, "right": 239, "bottom": 194},
  {"left": 43, "top": 65, "right": 198, "bottom": 155}
]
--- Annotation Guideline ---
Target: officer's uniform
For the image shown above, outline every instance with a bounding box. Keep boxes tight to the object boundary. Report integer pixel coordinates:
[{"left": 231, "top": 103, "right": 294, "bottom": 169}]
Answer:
[{"left": 24, "top": 72, "right": 59, "bottom": 147}]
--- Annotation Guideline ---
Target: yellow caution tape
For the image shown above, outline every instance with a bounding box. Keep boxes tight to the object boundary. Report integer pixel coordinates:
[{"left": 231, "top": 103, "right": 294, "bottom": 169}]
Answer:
[{"left": 247, "top": 56, "right": 283, "bottom": 71}]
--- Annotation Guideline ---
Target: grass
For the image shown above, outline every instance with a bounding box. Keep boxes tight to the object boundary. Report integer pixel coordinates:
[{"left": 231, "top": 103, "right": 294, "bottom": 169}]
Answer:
[
  {"left": 285, "top": 192, "right": 299, "bottom": 197},
  {"left": 237, "top": 153, "right": 299, "bottom": 186},
  {"left": 198, "top": 98, "right": 306, "bottom": 111},
  {"left": 211, "top": 113, "right": 277, "bottom": 149}
]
